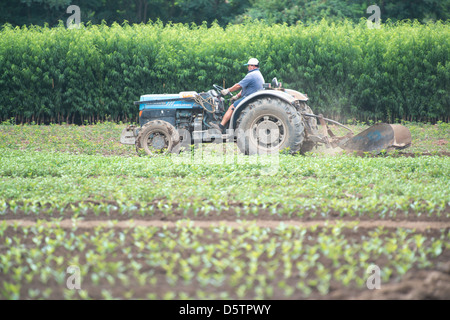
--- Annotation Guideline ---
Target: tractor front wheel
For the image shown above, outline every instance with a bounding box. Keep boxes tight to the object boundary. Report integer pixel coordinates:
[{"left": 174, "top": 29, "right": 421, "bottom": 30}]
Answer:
[{"left": 135, "top": 120, "right": 180, "bottom": 156}]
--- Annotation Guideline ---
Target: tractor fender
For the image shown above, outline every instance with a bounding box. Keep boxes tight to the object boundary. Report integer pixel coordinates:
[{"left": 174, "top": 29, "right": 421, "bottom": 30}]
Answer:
[
  {"left": 283, "top": 89, "right": 309, "bottom": 102},
  {"left": 230, "top": 90, "right": 298, "bottom": 130}
]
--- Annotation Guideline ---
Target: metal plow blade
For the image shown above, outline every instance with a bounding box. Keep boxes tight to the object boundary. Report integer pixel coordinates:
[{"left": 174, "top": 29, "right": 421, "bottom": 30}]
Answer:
[
  {"left": 390, "top": 124, "right": 412, "bottom": 149},
  {"left": 340, "top": 123, "right": 411, "bottom": 153}
]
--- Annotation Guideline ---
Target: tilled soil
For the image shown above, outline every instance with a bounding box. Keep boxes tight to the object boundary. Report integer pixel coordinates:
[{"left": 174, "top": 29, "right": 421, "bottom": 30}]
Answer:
[{"left": 4, "top": 218, "right": 450, "bottom": 231}]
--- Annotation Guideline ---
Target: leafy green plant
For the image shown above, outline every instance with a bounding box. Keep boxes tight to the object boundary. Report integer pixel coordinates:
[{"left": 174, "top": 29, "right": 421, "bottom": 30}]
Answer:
[{"left": 0, "top": 20, "right": 449, "bottom": 124}]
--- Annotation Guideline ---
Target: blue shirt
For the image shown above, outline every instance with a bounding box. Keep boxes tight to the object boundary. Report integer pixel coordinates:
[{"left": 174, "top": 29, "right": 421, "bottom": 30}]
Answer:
[{"left": 238, "top": 68, "right": 264, "bottom": 98}]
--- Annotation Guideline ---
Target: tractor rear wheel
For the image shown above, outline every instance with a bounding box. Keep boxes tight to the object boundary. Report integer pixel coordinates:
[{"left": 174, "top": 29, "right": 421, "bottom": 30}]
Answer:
[
  {"left": 135, "top": 120, "right": 180, "bottom": 156},
  {"left": 236, "top": 97, "right": 305, "bottom": 155}
]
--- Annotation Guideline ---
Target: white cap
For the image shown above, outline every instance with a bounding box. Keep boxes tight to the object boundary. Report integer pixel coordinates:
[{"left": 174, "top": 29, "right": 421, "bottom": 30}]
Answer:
[{"left": 244, "top": 58, "right": 259, "bottom": 66}]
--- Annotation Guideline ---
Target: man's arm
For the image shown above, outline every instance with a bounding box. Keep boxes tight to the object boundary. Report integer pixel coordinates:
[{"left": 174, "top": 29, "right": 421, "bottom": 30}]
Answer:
[
  {"left": 228, "top": 83, "right": 242, "bottom": 93},
  {"left": 222, "top": 83, "right": 242, "bottom": 96}
]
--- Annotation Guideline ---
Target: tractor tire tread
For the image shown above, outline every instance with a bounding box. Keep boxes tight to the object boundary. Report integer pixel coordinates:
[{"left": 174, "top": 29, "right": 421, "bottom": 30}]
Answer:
[{"left": 236, "top": 97, "right": 305, "bottom": 154}]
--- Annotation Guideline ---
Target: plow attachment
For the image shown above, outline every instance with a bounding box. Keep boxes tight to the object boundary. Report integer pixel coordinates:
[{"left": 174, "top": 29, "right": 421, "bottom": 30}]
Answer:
[
  {"left": 340, "top": 123, "right": 411, "bottom": 152},
  {"left": 302, "top": 114, "right": 411, "bottom": 153}
]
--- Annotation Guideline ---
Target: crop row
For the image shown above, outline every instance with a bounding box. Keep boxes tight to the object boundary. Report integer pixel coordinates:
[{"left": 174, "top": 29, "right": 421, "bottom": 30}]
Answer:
[
  {"left": 1, "top": 221, "right": 448, "bottom": 299},
  {"left": 0, "top": 148, "right": 448, "bottom": 219}
]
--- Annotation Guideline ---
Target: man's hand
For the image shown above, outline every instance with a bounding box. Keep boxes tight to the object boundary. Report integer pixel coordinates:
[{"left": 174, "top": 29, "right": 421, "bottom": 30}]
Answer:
[
  {"left": 230, "top": 95, "right": 238, "bottom": 102},
  {"left": 221, "top": 88, "right": 230, "bottom": 96}
]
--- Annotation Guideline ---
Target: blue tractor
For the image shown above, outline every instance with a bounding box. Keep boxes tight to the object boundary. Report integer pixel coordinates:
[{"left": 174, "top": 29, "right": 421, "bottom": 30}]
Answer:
[{"left": 120, "top": 79, "right": 411, "bottom": 155}]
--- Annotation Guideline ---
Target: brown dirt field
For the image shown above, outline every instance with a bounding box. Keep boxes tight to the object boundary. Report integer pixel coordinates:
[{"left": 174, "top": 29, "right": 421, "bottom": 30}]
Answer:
[{"left": 4, "top": 218, "right": 450, "bottom": 231}]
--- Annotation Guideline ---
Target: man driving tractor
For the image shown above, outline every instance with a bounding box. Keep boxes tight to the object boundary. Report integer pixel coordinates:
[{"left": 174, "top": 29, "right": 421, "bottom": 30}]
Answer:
[{"left": 210, "top": 58, "right": 265, "bottom": 133}]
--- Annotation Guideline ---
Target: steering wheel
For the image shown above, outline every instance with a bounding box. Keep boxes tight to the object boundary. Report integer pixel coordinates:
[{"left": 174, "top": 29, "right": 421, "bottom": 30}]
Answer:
[{"left": 213, "top": 84, "right": 232, "bottom": 97}]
